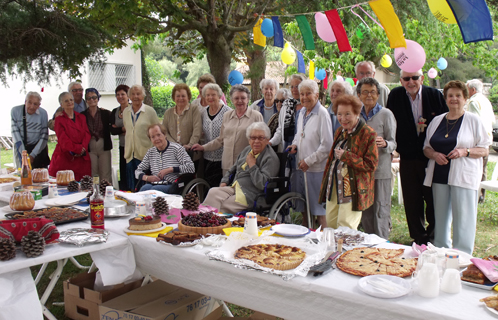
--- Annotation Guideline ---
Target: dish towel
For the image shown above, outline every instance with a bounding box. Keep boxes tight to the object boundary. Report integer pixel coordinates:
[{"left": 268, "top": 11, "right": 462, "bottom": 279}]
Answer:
[{"left": 470, "top": 258, "right": 498, "bottom": 282}]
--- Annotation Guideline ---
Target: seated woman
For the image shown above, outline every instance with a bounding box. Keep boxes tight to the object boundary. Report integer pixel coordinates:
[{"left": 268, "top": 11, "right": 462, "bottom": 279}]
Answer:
[
  {"left": 203, "top": 122, "right": 279, "bottom": 214},
  {"left": 135, "top": 124, "right": 195, "bottom": 193}
]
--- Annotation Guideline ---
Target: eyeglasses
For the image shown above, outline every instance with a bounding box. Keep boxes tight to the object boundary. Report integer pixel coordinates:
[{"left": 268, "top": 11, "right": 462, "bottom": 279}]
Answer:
[
  {"left": 275, "top": 99, "right": 285, "bottom": 103},
  {"left": 360, "top": 90, "right": 378, "bottom": 96},
  {"left": 401, "top": 76, "right": 421, "bottom": 81},
  {"left": 249, "top": 136, "right": 267, "bottom": 141},
  {"left": 86, "top": 96, "right": 99, "bottom": 101},
  {"left": 71, "top": 88, "right": 84, "bottom": 92}
]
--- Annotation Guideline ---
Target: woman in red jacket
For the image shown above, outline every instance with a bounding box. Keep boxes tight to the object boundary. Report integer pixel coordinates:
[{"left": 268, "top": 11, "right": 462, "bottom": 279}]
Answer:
[{"left": 48, "top": 92, "right": 92, "bottom": 181}]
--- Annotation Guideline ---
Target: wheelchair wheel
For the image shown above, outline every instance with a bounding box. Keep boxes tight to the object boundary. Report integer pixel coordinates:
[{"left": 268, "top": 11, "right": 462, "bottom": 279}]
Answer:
[
  {"left": 269, "top": 192, "right": 306, "bottom": 225},
  {"left": 182, "top": 178, "right": 211, "bottom": 202}
]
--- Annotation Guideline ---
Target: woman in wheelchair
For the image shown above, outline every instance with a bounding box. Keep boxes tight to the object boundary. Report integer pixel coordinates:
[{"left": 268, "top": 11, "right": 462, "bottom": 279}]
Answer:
[
  {"left": 135, "top": 124, "right": 195, "bottom": 193},
  {"left": 203, "top": 122, "right": 279, "bottom": 214}
]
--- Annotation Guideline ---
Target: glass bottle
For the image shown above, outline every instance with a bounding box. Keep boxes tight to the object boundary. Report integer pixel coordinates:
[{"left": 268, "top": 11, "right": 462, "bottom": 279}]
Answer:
[
  {"left": 90, "top": 177, "right": 105, "bottom": 229},
  {"left": 20, "top": 150, "right": 32, "bottom": 186}
]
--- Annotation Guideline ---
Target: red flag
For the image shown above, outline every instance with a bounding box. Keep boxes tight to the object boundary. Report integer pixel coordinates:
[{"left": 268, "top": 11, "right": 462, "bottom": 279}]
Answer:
[{"left": 325, "top": 9, "right": 352, "bottom": 52}]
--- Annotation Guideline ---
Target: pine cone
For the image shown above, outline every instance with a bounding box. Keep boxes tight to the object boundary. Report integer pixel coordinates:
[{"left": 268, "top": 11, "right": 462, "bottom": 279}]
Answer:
[
  {"left": 80, "top": 175, "right": 93, "bottom": 191},
  {"left": 153, "top": 197, "right": 169, "bottom": 215},
  {"left": 67, "top": 180, "right": 80, "bottom": 192},
  {"left": 99, "top": 179, "right": 112, "bottom": 195},
  {"left": 182, "top": 192, "right": 200, "bottom": 211},
  {"left": 21, "top": 231, "right": 45, "bottom": 258},
  {"left": 0, "top": 238, "right": 16, "bottom": 261}
]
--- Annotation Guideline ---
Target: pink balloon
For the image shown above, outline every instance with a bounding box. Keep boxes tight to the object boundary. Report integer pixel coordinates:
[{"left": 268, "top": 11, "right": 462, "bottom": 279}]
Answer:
[
  {"left": 315, "top": 12, "right": 336, "bottom": 43},
  {"left": 427, "top": 68, "right": 437, "bottom": 79},
  {"left": 394, "top": 40, "right": 426, "bottom": 73}
]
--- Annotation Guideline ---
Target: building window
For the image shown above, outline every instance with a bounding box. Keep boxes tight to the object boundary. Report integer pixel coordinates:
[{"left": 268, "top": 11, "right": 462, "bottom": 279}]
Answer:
[{"left": 88, "top": 63, "right": 135, "bottom": 92}]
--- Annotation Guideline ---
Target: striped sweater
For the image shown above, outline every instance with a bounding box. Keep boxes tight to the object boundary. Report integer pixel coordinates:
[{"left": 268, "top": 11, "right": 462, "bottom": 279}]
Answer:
[{"left": 135, "top": 142, "right": 195, "bottom": 183}]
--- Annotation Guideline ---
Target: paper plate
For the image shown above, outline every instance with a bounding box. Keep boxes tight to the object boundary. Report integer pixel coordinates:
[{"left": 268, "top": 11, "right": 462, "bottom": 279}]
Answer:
[
  {"left": 123, "top": 223, "right": 169, "bottom": 234},
  {"left": 358, "top": 275, "right": 411, "bottom": 299},
  {"left": 53, "top": 192, "right": 88, "bottom": 206},
  {"left": 270, "top": 224, "right": 310, "bottom": 237}
]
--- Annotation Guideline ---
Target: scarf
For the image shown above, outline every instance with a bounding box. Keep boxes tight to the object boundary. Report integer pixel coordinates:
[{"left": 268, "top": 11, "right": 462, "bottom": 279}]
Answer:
[{"left": 282, "top": 98, "right": 299, "bottom": 141}]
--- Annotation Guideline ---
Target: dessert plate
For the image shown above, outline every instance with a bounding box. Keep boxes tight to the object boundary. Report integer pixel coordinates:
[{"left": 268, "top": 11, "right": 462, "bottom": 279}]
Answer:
[
  {"left": 271, "top": 224, "right": 310, "bottom": 237},
  {"left": 460, "top": 268, "right": 498, "bottom": 291},
  {"left": 358, "top": 275, "right": 411, "bottom": 299},
  {"left": 123, "top": 222, "right": 168, "bottom": 234},
  {"left": 53, "top": 192, "right": 88, "bottom": 206}
]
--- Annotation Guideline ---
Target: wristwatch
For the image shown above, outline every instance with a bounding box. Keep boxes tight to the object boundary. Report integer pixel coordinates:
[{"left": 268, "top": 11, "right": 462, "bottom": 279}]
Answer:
[{"left": 466, "top": 148, "right": 470, "bottom": 157}]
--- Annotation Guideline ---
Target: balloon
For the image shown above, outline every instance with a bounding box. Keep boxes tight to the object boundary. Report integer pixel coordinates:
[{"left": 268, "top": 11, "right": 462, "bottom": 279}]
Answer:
[
  {"left": 427, "top": 68, "right": 438, "bottom": 79},
  {"left": 314, "top": 12, "right": 336, "bottom": 43},
  {"left": 380, "top": 54, "right": 392, "bottom": 68},
  {"left": 261, "top": 18, "right": 274, "bottom": 37},
  {"left": 335, "top": 75, "right": 344, "bottom": 82},
  {"left": 394, "top": 39, "right": 426, "bottom": 73},
  {"left": 345, "top": 78, "right": 355, "bottom": 86},
  {"left": 228, "top": 70, "right": 244, "bottom": 86},
  {"left": 353, "top": 78, "right": 358, "bottom": 85},
  {"left": 315, "top": 68, "right": 326, "bottom": 80},
  {"left": 437, "top": 57, "right": 448, "bottom": 70},
  {"left": 427, "top": 0, "right": 457, "bottom": 24},
  {"left": 281, "top": 43, "right": 296, "bottom": 65}
]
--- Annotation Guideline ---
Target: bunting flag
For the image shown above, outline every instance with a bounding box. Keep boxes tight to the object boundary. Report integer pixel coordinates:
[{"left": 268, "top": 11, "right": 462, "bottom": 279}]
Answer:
[
  {"left": 296, "top": 50, "right": 306, "bottom": 74},
  {"left": 325, "top": 9, "right": 352, "bottom": 52},
  {"left": 295, "top": 15, "right": 316, "bottom": 50},
  {"left": 309, "top": 60, "right": 315, "bottom": 80},
  {"left": 368, "top": 0, "right": 406, "bottom": 48},
  {"left": 253, "top": 18, "right": 266, "bottom": 47},
  {"left": 446, "top": 0, "right": 494, "bottom": 43},
  {"left": 272, "top": 16, "right": 284, "bottom": 48}
]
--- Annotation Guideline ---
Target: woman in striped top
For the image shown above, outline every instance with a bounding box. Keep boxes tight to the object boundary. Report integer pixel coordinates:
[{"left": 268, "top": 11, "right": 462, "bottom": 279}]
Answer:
[{"left": 135, "top": 124, "right": 195, "bottom": 193}]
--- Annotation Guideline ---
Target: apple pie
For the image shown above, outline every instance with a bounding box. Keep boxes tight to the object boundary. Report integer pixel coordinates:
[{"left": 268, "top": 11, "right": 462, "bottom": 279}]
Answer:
[{"left": 235, "top": 244, "right": 306, "bottom": 270}]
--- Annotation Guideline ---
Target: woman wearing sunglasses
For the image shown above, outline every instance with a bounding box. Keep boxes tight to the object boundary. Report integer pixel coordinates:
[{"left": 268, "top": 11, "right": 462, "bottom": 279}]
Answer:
[{"left": 267, "top": 88, "right": 291, "bottom": 152}]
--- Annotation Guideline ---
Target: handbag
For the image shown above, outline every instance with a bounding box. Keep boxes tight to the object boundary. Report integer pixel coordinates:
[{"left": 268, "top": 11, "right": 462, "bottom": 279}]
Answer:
[{"left": 0, "top": 218, "right": 60, "bottom": 244}]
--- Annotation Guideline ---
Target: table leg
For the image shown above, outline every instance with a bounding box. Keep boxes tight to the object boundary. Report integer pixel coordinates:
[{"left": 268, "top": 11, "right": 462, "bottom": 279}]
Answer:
[
  {"left": 40, "top": 259, "right": 66, "bottom": 319},
  {"left": 69, "top": 256, "right": 91, "bottom": 269},
  {"left": 34, "top": 262, "right": 48, "bottom": 285}
]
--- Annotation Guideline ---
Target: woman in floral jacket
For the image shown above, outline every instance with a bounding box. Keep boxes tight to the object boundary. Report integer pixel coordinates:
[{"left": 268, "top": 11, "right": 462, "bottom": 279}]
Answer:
[{"left": 319, "top": 94, "right": 378, "bottom": 230}]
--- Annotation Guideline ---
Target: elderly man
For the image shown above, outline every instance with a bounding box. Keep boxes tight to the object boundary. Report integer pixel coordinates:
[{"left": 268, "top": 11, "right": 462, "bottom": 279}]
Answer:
[
  {"left": 11, "top": 92, "right": 50, "bottom": 168},
  {"left": 466, "top": 79, "right": 495, "bottom": 203},
  {"left": 203, "top": 122, "right": 279, "bottom": 214},
  {"left": 48, "top": 81, "right": 87, "bottom": 130},
  {"left": 353, "top": 61, "right": 390, "bottom": 107},
  {"left": 135, "top": 124, "right": 195, "bottom": 193},
  {"left": 387, "top": 70, "right": 448, "bottom": 245}
]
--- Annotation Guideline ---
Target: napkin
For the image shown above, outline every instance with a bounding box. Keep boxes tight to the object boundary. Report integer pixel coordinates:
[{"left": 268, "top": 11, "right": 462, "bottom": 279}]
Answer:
[
  {"left": 470, "top": 258, "right": 498, "bottom": 283},
  {"left": 125, "top": 226, "right": 173, "bottom": 238}
]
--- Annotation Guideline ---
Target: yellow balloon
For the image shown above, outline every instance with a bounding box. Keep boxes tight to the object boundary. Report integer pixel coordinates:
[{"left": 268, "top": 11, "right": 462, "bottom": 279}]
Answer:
[
  {"left": 427, "top": 0, "right": 457, "bottom": 24},
  {"left": 380, "top": 54, "right": 392, "bottom": 68},
  {"left": 281, "top": 43, "right": 296, "bottom": 65}
]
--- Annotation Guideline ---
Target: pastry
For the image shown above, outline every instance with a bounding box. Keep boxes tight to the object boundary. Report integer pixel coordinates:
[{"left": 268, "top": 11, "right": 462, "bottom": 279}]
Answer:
[
  {"left": 178, "top": 211, "right": 231, "bottom": 235},
  {"left": 32, "top": 168, "right": 49, "bottom": 183},
  {"left": 157, "top": 231, "right": 201, "bottom": 245},
  {"left": 13, "top": 207, "right": 87, "bottom": 224},
  {"left": 9, "top": 190, "right": 36, "bottom": 211},
  {"left": 336, "top": 247, "right": 417, "bottom": 278},
  {"left": 0, "top": 177, "right": 18, "bottom": 184},
  {"left": 232, "top": 215, "right": 276, "bottom": 228},
  {"left": 234, "top": 244, "right": 306, "bottom": 271},
  {"left": 461, "top": 255, "right": 498, "bottom": 284},
  {"left": 128, "top": 216, "right": 162, "bottom": 231},
  {"left": 56, "top": 170, "right": 75, "bottom": 186}
]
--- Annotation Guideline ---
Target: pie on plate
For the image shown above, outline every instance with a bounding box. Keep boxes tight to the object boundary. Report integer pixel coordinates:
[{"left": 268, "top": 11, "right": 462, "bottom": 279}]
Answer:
[
  {"left": 336, "top": 247, "right": 417, "bottom": 278},
  {"left": 235, "top": 244, "right": 306, "bottom": 271}
]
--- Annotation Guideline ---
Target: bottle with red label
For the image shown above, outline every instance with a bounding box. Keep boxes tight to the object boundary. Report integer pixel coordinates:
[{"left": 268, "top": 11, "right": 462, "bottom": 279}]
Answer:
[
  {"left": 20, "top": 150, "right": 32, "bottom": 186},
  {"left": 90, "top": 176, "right": 105, "bottom": 229}
]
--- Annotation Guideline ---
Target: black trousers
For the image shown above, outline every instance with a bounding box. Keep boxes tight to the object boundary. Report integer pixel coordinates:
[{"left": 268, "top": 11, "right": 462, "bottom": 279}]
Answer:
[
  {"left": 118, "top": 146, "right": 128, "bottom": 191},
  {"left": 399, "top": 158, "right": 435, "bottom": 245},
  {"left": 26, "top": 144, "right": 50, "bottom": 169}
]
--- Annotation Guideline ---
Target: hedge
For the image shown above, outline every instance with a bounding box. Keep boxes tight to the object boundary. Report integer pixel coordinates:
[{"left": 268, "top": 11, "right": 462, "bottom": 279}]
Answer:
[{"left": 150, "top": 85, "right": 199, "bottom": 116}]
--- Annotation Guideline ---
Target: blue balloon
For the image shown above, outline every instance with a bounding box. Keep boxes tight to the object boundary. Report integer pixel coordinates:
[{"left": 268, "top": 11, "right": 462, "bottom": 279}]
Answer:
[
  {"left": 228, "top": 70, "right": 244, "bottom": 86},
  {"left": 261, "top": 18, "right": 274, "bottom": 37},
  {"left": 437, "top": 57, "right": 448, "bottom": 70},
  {"left": 315, "top": 68, "right": 326, "bottom": 81}
]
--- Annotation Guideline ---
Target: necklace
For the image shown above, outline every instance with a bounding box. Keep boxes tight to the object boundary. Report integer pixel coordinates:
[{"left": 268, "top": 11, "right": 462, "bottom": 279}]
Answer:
[{"left": 445, "top": 115, "right": 461, "bottom": 138}]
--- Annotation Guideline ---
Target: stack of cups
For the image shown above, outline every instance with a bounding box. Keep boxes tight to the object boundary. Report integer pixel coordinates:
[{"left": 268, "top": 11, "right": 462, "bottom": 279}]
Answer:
[
  {"left": 135, "top": 201, "right": 146, "bottom": 216},
  {"left": 48, "top": 185, "right": 59, "bottom": 198},
  {"left": 441, "top": 250, "right": 461, "bottom": 294},
  {"left": 105, "top": 186, "right": 114, "bottom": 203},
  {"left": 244, "top": 212, "right": 258, "bottom": 237}
]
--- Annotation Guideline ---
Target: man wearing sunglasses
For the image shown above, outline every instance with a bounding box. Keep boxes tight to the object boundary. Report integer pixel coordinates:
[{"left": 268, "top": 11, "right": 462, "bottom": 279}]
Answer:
[
  {"left": 354, "top": 61, "right": 390, "bottom": 107},
  {"left": 386, "top": 70, "right": 448, "bottom": 246}
]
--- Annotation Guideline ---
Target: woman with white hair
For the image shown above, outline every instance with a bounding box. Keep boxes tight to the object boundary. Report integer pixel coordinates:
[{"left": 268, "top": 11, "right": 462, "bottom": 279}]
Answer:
[
  {"left": 203, "top": 122, "right": 279, "bottom": 213},
  {"left": 268, "top": 88, "right": 291, "bottom": 151},
  {"left": 288, "top": 80, "right": 333, "bottom": 228},
  {"left": 123, "top": 84, "right": 160, "bottom": 190},
  {"left": 250, "top": 79, "right": 279, "bottom": 123},
  {"left": 329, "top": 80, "right": 354, "bottom": 137}
]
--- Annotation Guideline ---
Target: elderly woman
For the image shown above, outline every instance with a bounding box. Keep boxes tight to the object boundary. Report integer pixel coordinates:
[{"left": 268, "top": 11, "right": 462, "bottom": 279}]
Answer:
[
  {"left": 135, "top": 124, "right": 195, "bottom": 193},
  {"left": 268, "top": 88, "right": 291, "bottom": 147},
  {"left": 203, "top": 122, "right": 279, "bottom": 213},
  {"left": 288, "top": 80, "right": 333, "bottom": 228},
  {"left": 163, "top": 83, "right": 202, "bottom": 161},
  {"left": 48, "top": 92, "right": 91, "bottom": 181},
  {"left": 123, "top": 84, "right": 160, "bottom": 191},
  {"left": 110, "top": 85, "right": 130, "bottom": 190},
  {"left": 191, "top": 73, "right": 227, "bottom": 109},
  {"left": 250, "top": 79, "right": 279, "bottom": 124},
  {"left": 192, "top": 85, "right": 263, "bottom": 174},
  {"left": 81, "top": 88, "right": 113, "bottom": 183},
  {"left": 319, "top": 94, "right": 378, "bottom": 230},
  {"left": 329, "top": 80, "right": 354, "bottom": 136},
  {"left": 423, "top": 80, "right": 490, "bottom": 254},
  {"left": 199, "top": 83, "right": 232, "bottom": 187},
  {"left": 356, "top": 78, "right": 397, "bottom": 239}
]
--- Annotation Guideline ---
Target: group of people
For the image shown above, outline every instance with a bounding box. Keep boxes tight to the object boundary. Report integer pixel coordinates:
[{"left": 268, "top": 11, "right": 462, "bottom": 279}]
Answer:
[{"left": 11, "top": 62, "right": 494, "bottom": 254}]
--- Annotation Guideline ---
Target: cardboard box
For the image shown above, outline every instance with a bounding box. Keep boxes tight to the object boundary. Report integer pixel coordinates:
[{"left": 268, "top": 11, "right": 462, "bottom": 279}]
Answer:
[
  {"left": 99, "top": 280, "right": 218, "bottom": 320},
  {"left": 64, "top": 271, "right": 142, "bottom": 320}
]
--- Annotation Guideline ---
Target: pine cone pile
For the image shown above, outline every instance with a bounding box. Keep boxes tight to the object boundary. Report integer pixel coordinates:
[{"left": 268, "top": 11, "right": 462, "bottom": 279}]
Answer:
[
  {"left": 153, "top": 197, "right": 169, "bottom": 215},
  {"left": 21, "top": 231, "right": 45, "bottom": 258},
  {"left": 80, "top": 175, "right": 93, "bottom": 191},
  {"left": 182, "top": 192, "right": 200, "bottom": 211},
  {"left": 0, "top": 238, "right": 16, "bottom": 261},
  {"left": 99, "top": 179, "right": 112, "bottom": 195},
  {"left": 67, "top": 180, "right": 80, "bottom": 192}
]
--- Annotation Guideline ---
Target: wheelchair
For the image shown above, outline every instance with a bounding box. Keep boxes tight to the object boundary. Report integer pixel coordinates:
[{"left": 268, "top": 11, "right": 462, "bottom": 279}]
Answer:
[{"left": 135, "top": 171, "right": 210, "bottom": 201}]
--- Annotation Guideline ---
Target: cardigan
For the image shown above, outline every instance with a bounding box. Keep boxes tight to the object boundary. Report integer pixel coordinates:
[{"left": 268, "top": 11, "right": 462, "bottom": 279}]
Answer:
[
  {"left": 201, "top": 104, "right": 231, "bottom": 162},
  {"left": 162, "top": 104, "right": 202, "bottom": 148},
  {"left": 123, "top": 104, "right": 160, "bottom": 163},
  {"left": 319, "top": 119, "right": 378, "bottom": 211},
  {"left": 110, "top": 106, "right": 129, "bottom": 147},
  {"left": 386, "top": 85, "right": 448, "bottom": 161},
  {"left": 81, "top": 108, "right": 113, "bottom": 151},
  {"left": 423, "top": 112, "right": 490, "bottom": 190}
]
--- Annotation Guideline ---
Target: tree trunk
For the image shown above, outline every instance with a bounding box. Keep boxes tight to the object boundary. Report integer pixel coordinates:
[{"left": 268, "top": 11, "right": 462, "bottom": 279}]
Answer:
[
  {"left": 245, "top": 44, "right": 266, "bottom": 103},
  {"left": 205, "top": 35, "right": 232, "bottom": 95},
  {"left": 141, "top": 48, "right": 154, "bottom": 106}
]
